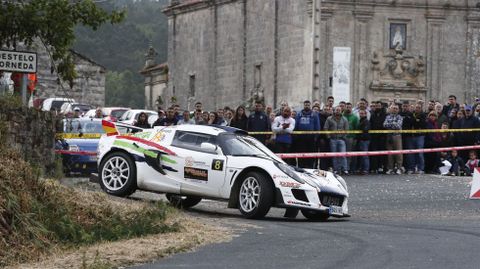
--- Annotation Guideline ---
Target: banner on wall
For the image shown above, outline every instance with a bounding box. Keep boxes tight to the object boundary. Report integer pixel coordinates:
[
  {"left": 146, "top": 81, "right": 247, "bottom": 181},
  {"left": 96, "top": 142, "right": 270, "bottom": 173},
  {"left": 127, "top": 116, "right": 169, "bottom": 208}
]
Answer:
[{"left": 332, "top": 47, "right": 351, "bottom": 105}]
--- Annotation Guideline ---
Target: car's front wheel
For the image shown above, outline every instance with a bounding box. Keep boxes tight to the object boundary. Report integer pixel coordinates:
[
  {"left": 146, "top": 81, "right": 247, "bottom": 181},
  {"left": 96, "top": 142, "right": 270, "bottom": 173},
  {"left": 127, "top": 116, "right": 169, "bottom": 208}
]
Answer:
[
  {"left": 238, "top": 171, "right": 273, "bottom": 219},
  {"left": 99, "top": 151, "right": 137, "bottom": 197},
  {"left": 301, "top": 209, "right": 330, "bottom": 221},
  {"left": 165, "top": 194, "right": 202, "bottom": 209}
]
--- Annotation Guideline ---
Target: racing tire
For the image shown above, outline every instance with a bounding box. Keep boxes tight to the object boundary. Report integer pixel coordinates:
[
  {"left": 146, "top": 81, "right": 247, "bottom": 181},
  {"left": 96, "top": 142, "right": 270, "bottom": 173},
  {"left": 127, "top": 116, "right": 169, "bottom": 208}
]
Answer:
[
  {"left": 301, "top": 209, "right": 330, "bottom": 221},
  {"left": 99, "top": 151, "right": 137, "bottom": 197},
  {"left": 165, "top": 194, "right": 202, "bottom": 209},
  {"left": 238, "top": 171, "right": 273, "bottom": 219}
]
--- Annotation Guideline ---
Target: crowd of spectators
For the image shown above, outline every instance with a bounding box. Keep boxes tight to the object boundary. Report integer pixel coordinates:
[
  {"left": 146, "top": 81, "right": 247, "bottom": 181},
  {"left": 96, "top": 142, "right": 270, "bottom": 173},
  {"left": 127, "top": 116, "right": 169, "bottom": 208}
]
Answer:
[{"left": 136, "top": 95, "right": 480, "bottom": 176}]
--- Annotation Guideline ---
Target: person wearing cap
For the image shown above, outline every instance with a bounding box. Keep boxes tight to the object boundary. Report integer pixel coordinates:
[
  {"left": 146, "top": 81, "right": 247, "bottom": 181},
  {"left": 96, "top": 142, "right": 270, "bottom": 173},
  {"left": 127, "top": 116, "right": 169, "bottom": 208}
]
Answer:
[
  {"left": 457, "top": 105, "right": 480, "bottom": 160},
  {"left": 73, "top": 107, "right": 81, "bottom": 118}
]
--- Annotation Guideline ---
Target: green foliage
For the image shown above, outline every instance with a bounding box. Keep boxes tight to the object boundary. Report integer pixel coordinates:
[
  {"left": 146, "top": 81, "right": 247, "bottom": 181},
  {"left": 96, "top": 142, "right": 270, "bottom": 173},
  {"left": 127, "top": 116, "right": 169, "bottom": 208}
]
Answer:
[
  {"left": 74, "top": 0, "right": 169, "bottom": 71},
  {"left": 105, "top": 70, "right": 145, "bottom": 108},
  {"left": 0, "top": 0, "right": 125, "bottom": 84},
  {"left": 0, "top": 95, "right": 22, "bottom": 146},
  {"left": 0, "top": 95, "right": 22, "bottom": 110},
  {"left": 73, "top": 0, "right": 169, "bottom": 107}
]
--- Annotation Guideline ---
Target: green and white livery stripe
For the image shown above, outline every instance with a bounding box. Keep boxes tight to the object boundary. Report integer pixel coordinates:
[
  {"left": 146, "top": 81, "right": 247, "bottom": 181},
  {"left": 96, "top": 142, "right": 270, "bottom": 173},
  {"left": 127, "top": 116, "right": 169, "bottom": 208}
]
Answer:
[{"left": 113, "top": 140, "right": 176, "bottom": 164}]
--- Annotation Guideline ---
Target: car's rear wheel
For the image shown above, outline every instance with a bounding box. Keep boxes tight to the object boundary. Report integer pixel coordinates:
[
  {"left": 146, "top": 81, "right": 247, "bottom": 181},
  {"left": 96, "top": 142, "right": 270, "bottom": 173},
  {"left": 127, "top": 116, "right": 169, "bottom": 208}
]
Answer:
[
  {"left": 99, "top": 151, "right": 137, "bottom": 197},
  {"left": 301, "top": 209, "right": 330, "bottom": 221},
  {"left": 165, "top": 194, "right": 202, "bottom": 209},
  {"left": 238, "top": 171, "right": 273, "bottom": 219}
]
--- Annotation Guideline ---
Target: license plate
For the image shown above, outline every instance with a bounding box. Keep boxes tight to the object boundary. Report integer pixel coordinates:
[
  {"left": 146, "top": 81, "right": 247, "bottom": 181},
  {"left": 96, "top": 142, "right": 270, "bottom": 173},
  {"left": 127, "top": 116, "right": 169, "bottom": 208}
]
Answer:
[{"left": 329, "top": 205, "right": 343, "bottom": 216}]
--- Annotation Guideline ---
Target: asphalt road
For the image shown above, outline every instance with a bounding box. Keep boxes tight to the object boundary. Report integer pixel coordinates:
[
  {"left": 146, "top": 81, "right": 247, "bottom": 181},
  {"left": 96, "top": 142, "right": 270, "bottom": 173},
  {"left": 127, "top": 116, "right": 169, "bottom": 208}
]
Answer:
[{"left": 130, "top": 174, "right": 480, "bottom": 269}]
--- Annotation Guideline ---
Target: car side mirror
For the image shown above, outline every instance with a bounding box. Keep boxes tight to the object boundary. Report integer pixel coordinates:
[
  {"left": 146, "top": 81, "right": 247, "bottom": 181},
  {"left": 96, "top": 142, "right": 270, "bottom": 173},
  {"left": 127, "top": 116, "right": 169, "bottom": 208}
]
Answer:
[{"left": 200, "top": 142, "right": 217, "bottom": 153}]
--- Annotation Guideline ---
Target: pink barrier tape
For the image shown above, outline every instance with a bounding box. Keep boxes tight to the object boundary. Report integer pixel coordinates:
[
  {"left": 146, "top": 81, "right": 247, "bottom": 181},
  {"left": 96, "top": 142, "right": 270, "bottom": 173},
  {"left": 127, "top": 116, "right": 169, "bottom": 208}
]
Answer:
[
  {"left": 55, "top": 150, "right": 97, "bottom": 156},
  {"left": 276, "top": 145, "right": 480, "bottom": 159}
]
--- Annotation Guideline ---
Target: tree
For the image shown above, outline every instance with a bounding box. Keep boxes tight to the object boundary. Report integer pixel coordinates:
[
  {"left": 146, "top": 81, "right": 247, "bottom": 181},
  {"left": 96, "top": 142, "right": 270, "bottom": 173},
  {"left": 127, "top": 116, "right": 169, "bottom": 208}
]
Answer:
[
  {"left": 0, "top": 0, "right": 125, "bottom": 85},
  {"left": 73, "top": 0, "right": 169, "bottom": 108}
]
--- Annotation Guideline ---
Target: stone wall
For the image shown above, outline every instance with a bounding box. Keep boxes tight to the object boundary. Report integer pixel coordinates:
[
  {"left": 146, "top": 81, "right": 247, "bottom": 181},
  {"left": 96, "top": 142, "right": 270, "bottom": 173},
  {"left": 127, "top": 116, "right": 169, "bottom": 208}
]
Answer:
[
  {"left": 0, "top": 106, "right": 58, "bottom": 173},
  {"left": 320, "top": 0, "right": 480, "bottom": 104},
  {"left": 3, "top": 43, "right": 106, "bottom": 107},
  {"left": 35, "top": 46, "right": 106, "bottom": 107},
  {"left": 163, "top": 0, "right": 480, "bottom": 109},
  {"left": 163, "top": 0, "right": 316, "bottom": 110}
]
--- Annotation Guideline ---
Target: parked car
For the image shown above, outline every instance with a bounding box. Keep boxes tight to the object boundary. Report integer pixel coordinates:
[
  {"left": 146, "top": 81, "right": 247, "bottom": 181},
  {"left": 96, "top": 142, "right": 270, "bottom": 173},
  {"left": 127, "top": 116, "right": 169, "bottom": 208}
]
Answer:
[
  {"left": 97, "top": 124, "right": 350, "bottom": 220},
  {"left": 83, "top": 107, "right": 130, "bottom": 122},
  {"left": 42, "top": 97, "right": 75, "bottom": 112},
  {"left": 60, "top": 102, "right": 93, "bottom": 115},
  {"left": 30, "top": 98, "right": 45, "bottom": 109},
  {"left": 118, "top": 109, "right": 157, "bottom": 126},
  {"left": 56, "top": 118, "right": 104, "bottom": 175}
]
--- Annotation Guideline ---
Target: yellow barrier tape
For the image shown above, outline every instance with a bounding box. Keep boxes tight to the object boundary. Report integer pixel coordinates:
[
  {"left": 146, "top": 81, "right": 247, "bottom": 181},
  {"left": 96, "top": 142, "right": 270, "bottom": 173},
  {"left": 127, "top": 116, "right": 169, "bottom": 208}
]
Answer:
[
  {"left": 56, "top": 133, "right": 103, "bottom": 139},
  {"left": 248, "top": 128, "right": 480, "bottom": 135},
  {"left": 56, "top": 128, "right": 480, "bottom": 138}
]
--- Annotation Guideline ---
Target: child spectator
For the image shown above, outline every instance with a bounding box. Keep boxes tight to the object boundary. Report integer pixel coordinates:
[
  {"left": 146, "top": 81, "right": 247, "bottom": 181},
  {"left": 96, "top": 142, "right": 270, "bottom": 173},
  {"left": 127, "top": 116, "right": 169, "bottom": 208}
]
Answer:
[
  {"left": 465, "top": 150, "right": 480, "bottom": 176},
  {"left": 448, "top": 150, "right": 465, "bottom": 176}
]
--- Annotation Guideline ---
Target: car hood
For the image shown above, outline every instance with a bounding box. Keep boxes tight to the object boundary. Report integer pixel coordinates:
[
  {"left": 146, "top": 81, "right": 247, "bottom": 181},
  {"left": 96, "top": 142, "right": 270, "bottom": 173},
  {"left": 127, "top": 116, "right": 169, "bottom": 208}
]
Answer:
[
  {"left": 226, "top": 156, "right": 348, "bottom": 196},
  {"left": 300, "top": 169, "right": 348, "bottom": 196}
]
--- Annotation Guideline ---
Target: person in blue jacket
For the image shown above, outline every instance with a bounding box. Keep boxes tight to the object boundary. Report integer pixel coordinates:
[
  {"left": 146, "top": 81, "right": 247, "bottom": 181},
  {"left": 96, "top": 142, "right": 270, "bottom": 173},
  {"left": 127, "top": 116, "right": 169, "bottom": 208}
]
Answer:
[
  {"left": 247, "top": 101, "right": 270, "bottom": 144},
  {"left": 295, "top": 100, "right": 321, "bottom": 168}
]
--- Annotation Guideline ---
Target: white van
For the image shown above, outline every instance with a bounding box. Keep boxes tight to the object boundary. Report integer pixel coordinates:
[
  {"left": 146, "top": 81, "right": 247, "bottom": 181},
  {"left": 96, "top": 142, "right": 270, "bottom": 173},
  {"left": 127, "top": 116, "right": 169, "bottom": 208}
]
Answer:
[{"left": 42, "top": 98, "right": 75, "bottom": 112}]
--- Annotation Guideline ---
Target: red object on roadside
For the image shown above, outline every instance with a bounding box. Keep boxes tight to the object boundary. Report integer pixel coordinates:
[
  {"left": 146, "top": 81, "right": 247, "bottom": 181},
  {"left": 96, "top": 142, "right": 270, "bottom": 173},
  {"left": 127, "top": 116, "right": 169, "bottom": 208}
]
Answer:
[
  {"left": 10, "top": 72, "right": 37, "bottom": 92},
  {"left": 27, "top": 73, "right": 37, "bottom": 92}
]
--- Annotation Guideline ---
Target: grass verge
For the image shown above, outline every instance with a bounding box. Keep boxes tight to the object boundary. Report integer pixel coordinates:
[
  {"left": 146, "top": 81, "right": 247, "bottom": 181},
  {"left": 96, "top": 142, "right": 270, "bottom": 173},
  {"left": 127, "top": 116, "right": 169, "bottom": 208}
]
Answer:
[{"left": 0, "top": 147, "right": 180, "bottom": 267}]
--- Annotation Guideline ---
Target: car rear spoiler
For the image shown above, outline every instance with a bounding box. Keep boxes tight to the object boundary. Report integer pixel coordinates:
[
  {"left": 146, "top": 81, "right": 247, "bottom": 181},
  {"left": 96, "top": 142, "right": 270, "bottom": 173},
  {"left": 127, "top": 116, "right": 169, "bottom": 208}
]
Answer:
[{"left": 102, "top": 120, "right": 147, "bottom": 136}]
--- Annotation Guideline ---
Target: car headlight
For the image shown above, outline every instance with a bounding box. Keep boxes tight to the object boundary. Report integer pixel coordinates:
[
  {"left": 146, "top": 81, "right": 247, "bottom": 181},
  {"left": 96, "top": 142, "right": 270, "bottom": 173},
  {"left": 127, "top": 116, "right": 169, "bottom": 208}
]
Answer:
[
  {"left": 68, "top": 145, "right": 80, "bottom": 152},
  {"left": 334, "top": 174, "right": 348, "bottom": 192},
  {"left": 274, "top": 162, "right": 305, "bottom": 184}
]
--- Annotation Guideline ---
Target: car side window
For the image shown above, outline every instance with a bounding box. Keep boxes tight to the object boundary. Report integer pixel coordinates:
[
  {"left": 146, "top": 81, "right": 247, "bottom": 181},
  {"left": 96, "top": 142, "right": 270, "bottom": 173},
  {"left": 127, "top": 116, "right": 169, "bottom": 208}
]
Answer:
[{"left": 172, "top": 131, "right": 217, "bottom": 153}]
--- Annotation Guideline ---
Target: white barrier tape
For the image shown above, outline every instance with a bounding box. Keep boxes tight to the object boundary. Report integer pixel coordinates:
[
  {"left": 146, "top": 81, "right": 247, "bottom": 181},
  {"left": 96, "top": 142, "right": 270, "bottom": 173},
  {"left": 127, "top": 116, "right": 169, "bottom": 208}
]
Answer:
[{"left": 276, "top": 145, "right": 480, "bottom": 159}]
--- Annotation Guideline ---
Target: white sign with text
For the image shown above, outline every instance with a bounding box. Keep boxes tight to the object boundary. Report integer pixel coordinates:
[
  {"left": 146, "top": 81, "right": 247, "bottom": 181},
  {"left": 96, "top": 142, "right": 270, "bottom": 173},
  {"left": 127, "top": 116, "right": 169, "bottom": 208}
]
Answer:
[{"left": 0, "top": 50, "right": 37, "bottom": 73}]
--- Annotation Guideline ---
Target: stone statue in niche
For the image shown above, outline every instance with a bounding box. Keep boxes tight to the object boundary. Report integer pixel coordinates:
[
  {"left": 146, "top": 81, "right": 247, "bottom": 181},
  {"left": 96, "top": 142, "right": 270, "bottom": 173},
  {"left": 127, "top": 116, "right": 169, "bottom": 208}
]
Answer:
[{"left": 390, "top": 23, "right": 407, "bottom": 49}]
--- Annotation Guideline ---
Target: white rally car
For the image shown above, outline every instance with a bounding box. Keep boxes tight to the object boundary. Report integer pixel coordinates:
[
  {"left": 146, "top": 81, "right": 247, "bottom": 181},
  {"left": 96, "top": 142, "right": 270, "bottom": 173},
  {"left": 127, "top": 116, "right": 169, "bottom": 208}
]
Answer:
[{"left": 97, "top": 123, "right": 349, "bottom": 220}]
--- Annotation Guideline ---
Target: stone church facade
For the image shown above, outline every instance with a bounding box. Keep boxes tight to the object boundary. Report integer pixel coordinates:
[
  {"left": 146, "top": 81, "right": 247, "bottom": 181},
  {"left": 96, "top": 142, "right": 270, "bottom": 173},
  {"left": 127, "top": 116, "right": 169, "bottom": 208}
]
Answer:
[{"left": 162, "top": 0, "right": 480, "bottom": 110}]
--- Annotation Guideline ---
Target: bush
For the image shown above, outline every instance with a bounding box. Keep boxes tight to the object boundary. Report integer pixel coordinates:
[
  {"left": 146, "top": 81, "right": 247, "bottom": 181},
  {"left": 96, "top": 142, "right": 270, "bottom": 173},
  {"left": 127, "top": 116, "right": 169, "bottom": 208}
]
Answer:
[{"left": 0, "top": 147, "right": 179, "bottom": 267}]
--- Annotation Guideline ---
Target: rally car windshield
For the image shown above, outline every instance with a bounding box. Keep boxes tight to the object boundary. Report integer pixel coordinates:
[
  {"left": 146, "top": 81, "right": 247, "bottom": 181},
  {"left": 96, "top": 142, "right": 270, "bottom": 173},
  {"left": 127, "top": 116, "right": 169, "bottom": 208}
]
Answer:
[{"left": 219, "top": 133, "right": 284, "bottom": 163}]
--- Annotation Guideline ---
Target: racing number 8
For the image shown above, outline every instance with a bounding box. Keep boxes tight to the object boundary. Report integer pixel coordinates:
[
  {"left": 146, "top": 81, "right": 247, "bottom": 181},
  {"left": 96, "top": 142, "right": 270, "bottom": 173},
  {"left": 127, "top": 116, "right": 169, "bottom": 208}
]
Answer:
[{"left": 212, "top": 159, "right": 224, "bottom": 171}]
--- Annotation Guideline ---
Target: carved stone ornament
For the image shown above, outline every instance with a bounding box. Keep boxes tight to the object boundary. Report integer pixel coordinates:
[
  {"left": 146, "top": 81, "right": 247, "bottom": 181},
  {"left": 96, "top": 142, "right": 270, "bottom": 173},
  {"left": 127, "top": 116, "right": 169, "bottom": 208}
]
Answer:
[
  {"left": 370, "top": 46, "right": 425, "bottom": 90},
  {"left": 144, "top": 45, "right": 158, "bottom": 68},
  {"left": 245, "top": 86, "right": 265, "bottom": 111}
]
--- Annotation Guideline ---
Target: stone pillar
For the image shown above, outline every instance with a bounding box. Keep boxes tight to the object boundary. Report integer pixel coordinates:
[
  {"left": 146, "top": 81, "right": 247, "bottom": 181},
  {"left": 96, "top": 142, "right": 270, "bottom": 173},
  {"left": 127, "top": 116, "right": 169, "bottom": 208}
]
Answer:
[
  {"left": 242, "top": 0, "right": 247, "bottom": 101},
  {"left": 466, "top": 14, "right": 480, "bottom": 101},
  {"left": 425, "top": 14, "right": 445, "bottom": 102},
  {"left": 211, "top": 3, "right": 218, "bottom": 109},
  {"left": 166, "top": 15, "right": 176, "bottom": 108},
  {"left": 311, "top": 0, "right": 322, "bottom": 101},
  {"left": 320, "top": 9, "right": 333, "bottom": 103},
  {"left": 353, "top": 10, "right": 373, "bottom": 102}
]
